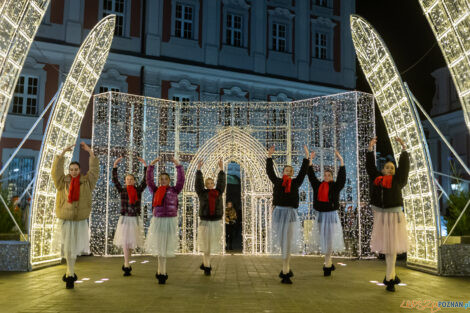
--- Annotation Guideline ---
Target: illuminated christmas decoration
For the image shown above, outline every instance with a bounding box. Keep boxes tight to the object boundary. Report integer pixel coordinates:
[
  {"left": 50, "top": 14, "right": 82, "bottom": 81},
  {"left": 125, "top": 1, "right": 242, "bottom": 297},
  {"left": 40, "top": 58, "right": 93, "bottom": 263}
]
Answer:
[
  {"left": 29, "top": 15, "right": 116, "bottom": 267},
  {"left": 418, "top": 0, "right": 470, "bottom": 132},
  {"left": 351, "top": 15, "right": 440, "bottom": 270},
  {"left": 0, "top": 0, "right": 50, "bottom": 138},
  {"left": 90, "top": 91, "right": 375, "bottom": 257}
]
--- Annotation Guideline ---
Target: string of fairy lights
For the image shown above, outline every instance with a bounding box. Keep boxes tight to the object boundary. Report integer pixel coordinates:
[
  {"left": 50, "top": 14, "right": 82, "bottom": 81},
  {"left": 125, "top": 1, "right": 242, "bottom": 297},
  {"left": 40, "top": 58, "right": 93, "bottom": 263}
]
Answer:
[
  {"left": 351, "top": 15, "right": 440, "bottom": 269},
  {"left": 29, "top": 15, "right": 116, "bottom": 267},
  {"left": 90, "top": 91, "right": 375, "bottom": 257},
  {"left": 418, "top": 0, "right": 470, "bottom": 132},
  {"left": 0, "top": 0, "right": 50, "bottom": 139}
]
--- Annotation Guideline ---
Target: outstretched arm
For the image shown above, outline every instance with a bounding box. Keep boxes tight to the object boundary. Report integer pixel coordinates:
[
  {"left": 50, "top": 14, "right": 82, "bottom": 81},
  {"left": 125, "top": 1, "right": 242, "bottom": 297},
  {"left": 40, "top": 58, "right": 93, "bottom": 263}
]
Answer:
[
  {"left": 146, "top": 165, "right": 157, "bottom": 194},
  {"left": 195, "top": 170, "right": 204, "bottom": 195},
  {"left": 82, "top": 142, "right": 100, "bottom": 190},
  {"left": 394, "top": 138, "right": 410, "bottom": 187},
  {"left": 366, "top": 137, "right": 381, "bottom": 179},
  {"left": 137, "top": 158, "right": 147, "bottom": 191},
  {"left": 307, "top": 151, "right": 320, "bottom": 187},
  {"left": 335, "top": 166, "right": 346, "bottom": 192},
  {"left": 266, "top": 145, "right": 278, "bottom": 183},
  {"left": 172, "top": 157, "right": 185, "bottom": 194},
  {"left": 51, "top": 145, "right": 74, "bottom": 189}
]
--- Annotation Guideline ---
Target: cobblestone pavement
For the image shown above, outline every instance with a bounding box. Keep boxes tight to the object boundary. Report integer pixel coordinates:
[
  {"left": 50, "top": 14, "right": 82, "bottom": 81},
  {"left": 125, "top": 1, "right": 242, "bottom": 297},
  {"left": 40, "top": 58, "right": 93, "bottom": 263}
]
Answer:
[{"left": 1, "top": 254, "right": 469, "bottom": 313}]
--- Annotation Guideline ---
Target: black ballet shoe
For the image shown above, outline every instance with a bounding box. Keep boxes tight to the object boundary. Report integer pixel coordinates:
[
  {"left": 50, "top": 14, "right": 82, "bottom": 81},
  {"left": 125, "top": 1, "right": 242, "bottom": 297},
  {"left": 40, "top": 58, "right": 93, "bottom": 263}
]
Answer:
[
  {"left": 279, "top": 272, "right": 293, "bottom": 284},
  {"left": 323, "top": 264, "right": 335, "bottom": 277},
  {"left": 383, "top": 277, "right": 396, "bottom": 292},
  {"left": 203, "top": 266, "right": 212, "bottom": 276},
  {"left": 278, "top": 270, "right": 294, "bottom": 279},
  {"left": 156, "top": 274, "right": 167, "bottom": 284},
  {"left": 394, "top": 275, "right": 401, "bottom": 285},
  {"left": 62, "top": 274, "right": 66, "bottom": 282},
  {"left": 199, "top": 263, "right": 205, "bottom": 271},
  {"left": 122, "top": 265, "right": 132, "bottom": 276},
  {"left": 65, "top": 275, "right": 76, "bottom": 289}
]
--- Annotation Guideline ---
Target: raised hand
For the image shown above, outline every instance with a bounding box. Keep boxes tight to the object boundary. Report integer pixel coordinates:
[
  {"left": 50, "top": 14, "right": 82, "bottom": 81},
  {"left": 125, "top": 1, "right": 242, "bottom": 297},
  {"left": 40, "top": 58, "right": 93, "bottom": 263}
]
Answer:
[
  {"left": 368, "top": 137, "right": 377, "bottom": 152},
  {"left": 335, "top": 150, "right": 344, "bottom": 166},
  {"left": 197, "top": 160, "right": 203, "bottom": 170},
  {"left": 60, "top": 144, "right": 74, "bottom": 156},
  {"left": 150, "top": 157, "right": 160, "bottom": 166},
  {"left": 267, "top": 145, "right": 275, "bottom": 158},
  {"left": 309, "top": 151, "right": 316, "bottom": 166},
  {"left": 395, "top": 137, "right": 406, "bottom": 150},
  {"left": 303, "top": 145, "right": 309, "bottom": 159},
  {"left": 138, "top": 157, "right": 147, "bottom": 166},
  {"left": 113, "top": 156, "right": 124, "bottom": 168},
  {"left": 218, "top": 158, "right": 223, "bottom": 170},
  {"left": 171, "top": 156, "right": 180, "bottom": 166}
]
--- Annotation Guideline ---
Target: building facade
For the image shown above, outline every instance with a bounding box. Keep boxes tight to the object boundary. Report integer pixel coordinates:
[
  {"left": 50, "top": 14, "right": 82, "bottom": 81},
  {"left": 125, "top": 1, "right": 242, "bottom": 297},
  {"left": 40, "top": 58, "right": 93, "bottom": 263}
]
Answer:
[
  {"left": 423, "top": 66, "right": 470, "bottom": 216},
  {"left": 0, "top": 0, "right": 356, "bottom": 200}
]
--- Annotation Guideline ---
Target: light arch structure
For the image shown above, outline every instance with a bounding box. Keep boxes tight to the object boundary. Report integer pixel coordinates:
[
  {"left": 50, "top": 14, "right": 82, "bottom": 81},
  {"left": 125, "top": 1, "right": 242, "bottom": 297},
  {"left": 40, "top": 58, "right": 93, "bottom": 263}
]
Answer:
[
  {"left": 351, "top": 15, "right": 440, "bottom": 270},
  {"left": 418, "top": 0, "right": 470, "bottom": 132},
  {"left": 29, "top": 15, "right": 116, "bottom": 267},
  {"left": 182, "top": 127, "right": 275, "bottom": 254},
  {"left": 0, "top": 0, "right": 50, "bottom": 138}
]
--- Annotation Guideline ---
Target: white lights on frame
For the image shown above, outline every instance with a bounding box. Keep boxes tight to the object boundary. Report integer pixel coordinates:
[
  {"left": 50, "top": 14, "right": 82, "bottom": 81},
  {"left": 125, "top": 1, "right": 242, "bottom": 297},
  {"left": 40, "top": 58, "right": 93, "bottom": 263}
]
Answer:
[
  {"left": 0, "top": 0, "right": 50, "bottom": 138},
  {"left": 351, "top": 15, "right": 440, "bottom": 270},
  {"left": 29, "top": 15, "right": 116, "bottom": 267},
  {"left": 418, "top": 0, "right": 470, "bottom": 132}
]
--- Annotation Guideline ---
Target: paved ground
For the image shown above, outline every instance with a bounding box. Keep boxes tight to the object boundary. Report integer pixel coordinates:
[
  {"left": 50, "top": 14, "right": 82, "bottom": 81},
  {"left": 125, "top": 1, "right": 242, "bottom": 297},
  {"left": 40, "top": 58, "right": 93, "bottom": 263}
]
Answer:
[{"left": 1, "top": 254, "right": 469, "bottom": 313}]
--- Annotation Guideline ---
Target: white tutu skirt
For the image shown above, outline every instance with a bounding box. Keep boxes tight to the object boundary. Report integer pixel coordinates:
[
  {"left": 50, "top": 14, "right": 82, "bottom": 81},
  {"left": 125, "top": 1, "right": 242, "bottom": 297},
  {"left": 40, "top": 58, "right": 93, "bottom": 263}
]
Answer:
[
  {"left": 198, "top": 219, "right": 223, "bottom": 254},
  {"left": 370, "top": 207, "right": 408, "bottom": 255},
  {"left": 53, "top": 219, "right": 90, "bottom": 258},
  {"left": 270, "top": 206, "right": 303, "bottom": 258},
  {"left": 113, "top": 216, "right": 144, "bottom": 250},
  {"left": 145, "top": 216, "right": 179, "bottom": 257},
  {"left": 308, "top": 210, "right": 345, "bottom": 254}
]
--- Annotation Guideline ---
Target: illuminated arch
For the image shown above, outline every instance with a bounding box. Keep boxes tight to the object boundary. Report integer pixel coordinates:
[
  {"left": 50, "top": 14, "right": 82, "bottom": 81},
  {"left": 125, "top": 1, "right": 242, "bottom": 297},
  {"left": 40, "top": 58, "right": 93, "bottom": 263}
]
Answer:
[
  {"left": 418, "top": 0, "right": 470, "bottom": 132},
  {"left": 29, "top": 15, "right": 116, "bottom": 267},
  {"left": 351, "top": 15, "right": 440, "bottom": 270},
  {"left": 182, "top": 127, "right": 275, "bottom": 254},
  {"left": 0, "top": 0, "right": 50, "bottom": 138}
]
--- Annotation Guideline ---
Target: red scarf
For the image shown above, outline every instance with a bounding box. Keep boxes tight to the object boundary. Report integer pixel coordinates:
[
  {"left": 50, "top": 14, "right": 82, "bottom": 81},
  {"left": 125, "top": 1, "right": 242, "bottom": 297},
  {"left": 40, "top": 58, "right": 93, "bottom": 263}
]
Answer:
[
  {"left": 68, "top": 175, "right": 80, "bottom": 203},
  {"left": 152, "top": 186, "right": 168, "bottom": 207},
  {"left": 374, "top": 175, "right": 393, "bottom": 189},
  {"left": 282, "top": 175, "right": 292, "bottom": 193},
  {"left": 126, "top": 185, "right": 138, "bottom": 205},
  {"left": 208, "top": 189, "right": 219, "bottom": 216},
  {"left": 318, "top": 181, "right": 330, "bottom": 202}
]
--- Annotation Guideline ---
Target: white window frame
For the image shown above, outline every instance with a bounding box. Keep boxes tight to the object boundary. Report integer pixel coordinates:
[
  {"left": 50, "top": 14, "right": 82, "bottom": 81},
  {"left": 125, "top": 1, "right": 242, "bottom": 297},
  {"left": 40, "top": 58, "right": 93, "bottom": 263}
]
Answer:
[
  {"left": 172, "top": 1, "right": 199, "bottom": 40},
  {"left": 11, "top": 75, "right": 40, "bottom": 116},
  {"left": 222, "top": 0, "right": 250, "bottom": 49},
  {"left": 101, "top": 0, "right": 128, "bottom": 37},
  {"left": 311, "top": 17, "right": 335, "bottom": 61},
  {"left": 268, "top": 8, "right": 294, "bottom": 54},
  {"left": 226, "top": 13, "right": 243, "bottom": 47},
  {"left": 314, "top": 32, "right": 328, "bottom": 60},
  {"left": 272, "top": 22, "right": 287, "bottom": 52}
]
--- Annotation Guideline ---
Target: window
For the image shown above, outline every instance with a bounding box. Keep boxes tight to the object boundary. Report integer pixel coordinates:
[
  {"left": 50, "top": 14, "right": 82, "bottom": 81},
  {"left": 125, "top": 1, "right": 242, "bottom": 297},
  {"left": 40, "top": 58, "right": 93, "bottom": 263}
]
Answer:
[
  {"left": 315, "top": 0, "right": 328, "bottom": 7},
  {"left": 103, "top": 0, "right": 125, "bottom": 36},
  {"left": 99, "top": 86, "right": 120, "bottom": 93},
  {"left": 226, "top": 14, "right": 242, "bottom": 47},
  {"left": 12, "top": 76, "right": 39, "bottom": 116},
  {"left": 6, "top": 157, "right": 35, "bottom": 200},
  {"left": 314, "top": 32, "right": 328, "bottom": 59},
  {"left": 272, "top": 23, "right": 287, "bottom": 52},
  {"left": 175, "top": 3, "right": 193, "bottom": 39}
]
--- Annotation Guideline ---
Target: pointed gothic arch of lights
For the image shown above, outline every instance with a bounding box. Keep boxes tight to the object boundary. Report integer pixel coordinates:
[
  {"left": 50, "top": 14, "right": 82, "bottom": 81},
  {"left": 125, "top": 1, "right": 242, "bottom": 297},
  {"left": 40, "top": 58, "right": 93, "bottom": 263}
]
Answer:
[
  {"left": 0, "top": 0, "right": 50, "bottom": 139},
  {"left": 29, "top": 15, "right": 116, "bottom": 267},
  {"left": 418, "top": 0, "right": 470, "bottom": 132},
  {"left": 182, "top": 127, "right": 275, "bottom": 254},
  {"left": 350, "top": 15, "right": 440, "bottom": 270}
]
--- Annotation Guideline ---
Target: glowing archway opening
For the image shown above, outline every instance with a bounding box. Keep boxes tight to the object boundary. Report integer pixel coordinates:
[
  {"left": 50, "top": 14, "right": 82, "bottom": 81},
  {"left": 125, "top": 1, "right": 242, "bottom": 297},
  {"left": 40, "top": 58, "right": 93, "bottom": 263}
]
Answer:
[
  {"left": 29, "top": 15, "right": 116, "bottom": 267},
  {"left": 0, "top": 0, "right": 50, "bottom": 139},
  {"left": 183, "top": 127, "right": 275, "bottom": 254},
  {"left": 418, "top": 0, "right": 470, "bottom": 132},
  {"left": 351, "top": 15, "right": 440, "bottom": 270}
]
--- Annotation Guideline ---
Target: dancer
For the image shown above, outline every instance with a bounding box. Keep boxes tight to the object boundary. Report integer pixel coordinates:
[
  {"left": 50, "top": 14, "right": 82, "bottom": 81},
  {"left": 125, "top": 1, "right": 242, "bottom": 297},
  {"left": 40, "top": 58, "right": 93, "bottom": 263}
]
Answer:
[
  {"left": 51, "top": 142, "right": 99, "bottom": 289},
  {"left": 145, "top": 156, "right": 185, "bottom": 284},
  {"left": 195, "top": 159, "right": 226, "bottom": 275},
  {"left": 266, "top": 145, "right": 309, "bottom": 284},
  {"left": 112, "top": 156, "right": 147, "bottom": 276},
  {"left": 307, "top": 150, "right": 346, "bottom": 276},
  {"left": 225, "top": 201, "right": 237, "bottom": 251},
  {"left": 367, "top": 137, "right": 409, "bottom": 292}
]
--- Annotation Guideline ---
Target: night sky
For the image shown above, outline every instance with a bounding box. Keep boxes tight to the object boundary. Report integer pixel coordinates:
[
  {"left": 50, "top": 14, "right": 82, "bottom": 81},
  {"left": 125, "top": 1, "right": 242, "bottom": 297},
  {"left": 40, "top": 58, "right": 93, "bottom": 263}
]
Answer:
[{"left": 355, "top": 0, "right": 446, "bottom": 155}]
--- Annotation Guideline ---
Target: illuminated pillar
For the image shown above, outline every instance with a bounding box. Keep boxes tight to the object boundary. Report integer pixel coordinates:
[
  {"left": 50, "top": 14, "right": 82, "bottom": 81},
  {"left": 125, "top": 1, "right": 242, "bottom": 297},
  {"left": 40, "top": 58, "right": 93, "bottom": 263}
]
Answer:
[
  {"left": 29, "top": 15, "right": 116, "bottom": 267},
  {"left": 351, "top": 15, "right": 440, "bottom": 270}
]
